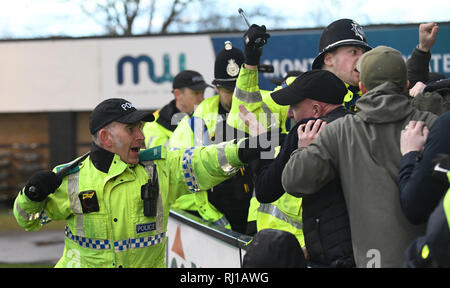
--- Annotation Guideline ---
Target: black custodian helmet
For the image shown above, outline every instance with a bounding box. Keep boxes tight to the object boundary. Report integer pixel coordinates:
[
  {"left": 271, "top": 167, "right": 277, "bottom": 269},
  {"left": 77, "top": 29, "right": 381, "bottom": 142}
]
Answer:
[
  {"left": 312, "top": 19, "right": 372, "bottom": 70},
  {"left": 212, "top": 41, "right": 245, "bottom": 89}
]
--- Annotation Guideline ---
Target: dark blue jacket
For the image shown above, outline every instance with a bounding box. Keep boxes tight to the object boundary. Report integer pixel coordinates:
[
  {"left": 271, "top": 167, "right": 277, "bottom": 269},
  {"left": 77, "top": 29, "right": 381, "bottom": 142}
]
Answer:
[{"left": 398, "top": 110, "right": 450, "bottom": 224}]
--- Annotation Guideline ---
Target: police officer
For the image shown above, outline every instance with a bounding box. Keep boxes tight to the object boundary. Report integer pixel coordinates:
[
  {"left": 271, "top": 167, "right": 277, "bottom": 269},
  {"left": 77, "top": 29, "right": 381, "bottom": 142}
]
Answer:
[
  {"left": 311, "top": 18, "right": 372, "bottom": 112},
  {"left": 226, "top": 23, "right": 299, "bottom": 238},
  {"left": 143, "top": 70, "right": 213, "bottom": 148},
  {"left": 13, "top": 98, "right": 259, "bottom": 268},
  {"left": 169, "top": 41, "right": 255, "bottom": 235}
]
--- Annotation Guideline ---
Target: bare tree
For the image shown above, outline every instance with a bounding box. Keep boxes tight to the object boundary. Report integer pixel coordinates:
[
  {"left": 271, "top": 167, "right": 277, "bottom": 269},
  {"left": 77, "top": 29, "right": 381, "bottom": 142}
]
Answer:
[
  {"left": 80, "top": 0, "right": 141, "bottom": 35},
  {"left": 160, "top": 0, "right": 199, "bottom": 34},
  {"left": 80, "top": 0, "right": 284, "bottom": 36},
  {"left": 81, "top": 0, "right": 204, "bottom": 36}
]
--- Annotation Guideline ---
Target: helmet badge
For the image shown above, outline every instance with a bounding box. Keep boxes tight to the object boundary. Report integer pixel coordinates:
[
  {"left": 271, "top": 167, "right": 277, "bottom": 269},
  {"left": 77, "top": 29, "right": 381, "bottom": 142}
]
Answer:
[
  {"left": 226, "top": 59, "right": 240, "bottom": 77},
  {"left": 351, "top": 21, "right": 365, "bottom": 41}
]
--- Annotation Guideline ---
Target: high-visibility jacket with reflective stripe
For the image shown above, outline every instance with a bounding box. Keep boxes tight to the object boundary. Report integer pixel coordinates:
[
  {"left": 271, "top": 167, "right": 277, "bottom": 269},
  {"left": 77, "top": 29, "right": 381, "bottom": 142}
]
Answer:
[
  {"left": 227, "top": 66, "right": 301, "bottom": 237},
  {"left": 13, "top": 143, "right": 243, "bottom": 268},
  {"left": 169, "top": 95, "right": 221, "bottom": 149},
  {"left": 256, "top": 139, "right": 304, "bottom": 247},
  {"left": 257, "top": 193, "right": 304, "bottom": 246},
  {"left": 226, "top": 66, "right": 289, "bottom": 135},
  {"left": 143, "top": 111, "right": 173, "bottom": 149},
  {"left": 169, "top": 95, "right": 232, "bottom": 229}
]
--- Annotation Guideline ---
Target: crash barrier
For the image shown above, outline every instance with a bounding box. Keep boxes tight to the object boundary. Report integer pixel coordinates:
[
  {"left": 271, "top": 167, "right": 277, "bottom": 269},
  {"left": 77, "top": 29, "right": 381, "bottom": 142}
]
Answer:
[{"left": 167, "top": 208, "right": 252, "bottom": 268}]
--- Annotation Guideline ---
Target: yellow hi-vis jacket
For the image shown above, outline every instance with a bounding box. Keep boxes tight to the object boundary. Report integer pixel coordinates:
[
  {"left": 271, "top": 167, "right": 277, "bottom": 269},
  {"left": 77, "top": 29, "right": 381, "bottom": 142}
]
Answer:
[
  {"left": 227, "top": 66, "right": 304, "bottom": 245},
  {"left": 142, "top": 110, "right": 173, "bottom": 149},
  {"left": 169, "top": 95, "right": 233, "bottom": 229},
  {"left": 13, "top": 143, "right": 243, "bottom": 268}
]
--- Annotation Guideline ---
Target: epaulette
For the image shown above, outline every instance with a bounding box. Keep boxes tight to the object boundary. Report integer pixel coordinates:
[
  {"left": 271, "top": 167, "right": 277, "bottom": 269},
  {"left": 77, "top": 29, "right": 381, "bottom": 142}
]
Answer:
[
  {"left": 54, "top": 152, "right": 90, "bottom": 177},
  {"left": 139, "top": 146, "right": 166, "bottom": 162},
  {"left": 55, "top": 161, "right": 81, "bottom": 176}
]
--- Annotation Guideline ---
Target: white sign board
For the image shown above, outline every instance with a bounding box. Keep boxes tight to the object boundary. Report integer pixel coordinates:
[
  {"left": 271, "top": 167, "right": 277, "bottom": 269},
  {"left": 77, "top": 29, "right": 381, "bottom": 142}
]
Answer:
[
  {"left": 100, "top": 35, "right": 216, "bottom": 110},
  {"left": 0, "top": 35, "right": 216, "bottom": 112},
  {"left": 166, "top": 211, "right": 246, "bottom": 268},
  {"left": 0, "top": 39, "right": 100, "bottom": 112}
]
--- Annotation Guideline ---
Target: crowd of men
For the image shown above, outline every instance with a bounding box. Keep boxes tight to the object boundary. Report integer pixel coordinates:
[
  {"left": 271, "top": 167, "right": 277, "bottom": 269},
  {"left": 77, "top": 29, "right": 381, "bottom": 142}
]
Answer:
[{"left": 12, "top": 18, "right": 450, "bottom": 268}]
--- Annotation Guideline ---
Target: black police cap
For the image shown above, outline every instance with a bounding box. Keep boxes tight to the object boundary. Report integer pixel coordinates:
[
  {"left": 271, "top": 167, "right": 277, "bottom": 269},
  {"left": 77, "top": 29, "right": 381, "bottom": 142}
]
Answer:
[
  {"left": 172, "top": 70, "right": 213, "bottom": 91},
  {"left": 271, "top": 70, "right": 347, "bottom": 106},
  {"left": 312, "top": 19, "right": 372, "bottom": 70},
  {"left": 89, "top": 98, "right": 154, "bottom": 135}
]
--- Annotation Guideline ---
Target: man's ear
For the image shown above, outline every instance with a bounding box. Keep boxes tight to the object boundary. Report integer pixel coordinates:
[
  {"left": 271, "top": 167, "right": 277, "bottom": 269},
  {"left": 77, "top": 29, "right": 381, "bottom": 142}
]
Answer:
[
  {"left": 323, "top": 52, "right": 334, "bottom": 67},
  {"left": 173, "top": 88, "right": 182, "bottom": 101},
  {"left": 98, "top": 128, "right": 113, "bottom": 148}
]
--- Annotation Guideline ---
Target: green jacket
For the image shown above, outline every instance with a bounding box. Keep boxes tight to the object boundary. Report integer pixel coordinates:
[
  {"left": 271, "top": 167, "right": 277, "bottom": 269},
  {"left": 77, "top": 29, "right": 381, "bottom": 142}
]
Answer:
[
  {"left": 13, "top": 142, "right": 243, "bottom": 268},
  {"left": 282, "top": 82, "right": 438, "bottom": 267}
]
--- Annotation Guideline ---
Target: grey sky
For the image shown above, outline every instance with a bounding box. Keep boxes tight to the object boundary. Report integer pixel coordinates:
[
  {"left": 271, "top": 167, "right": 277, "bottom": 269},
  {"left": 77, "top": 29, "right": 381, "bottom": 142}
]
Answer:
[{"left": 0, "top": 0, "right": 449, "bottom": 38}]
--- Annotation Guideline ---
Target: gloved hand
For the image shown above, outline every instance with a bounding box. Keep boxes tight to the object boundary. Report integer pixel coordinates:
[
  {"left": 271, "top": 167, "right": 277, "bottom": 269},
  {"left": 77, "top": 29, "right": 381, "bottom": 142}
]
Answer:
[
  {"left": 238, "top": 129, "right": 284, "bottom": 163},
  {"left": 243, "top": 24, "right": 270, "bottom": 65},
  {"left": 24, "top": 170, "right": 62, "bottom": 202}
]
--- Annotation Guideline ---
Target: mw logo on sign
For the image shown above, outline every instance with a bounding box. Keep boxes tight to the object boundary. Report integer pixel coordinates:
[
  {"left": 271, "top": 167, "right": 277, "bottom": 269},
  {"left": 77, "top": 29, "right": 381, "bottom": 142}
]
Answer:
[{"left": 117, "top": 54, "right": 186, "bottom": 85}]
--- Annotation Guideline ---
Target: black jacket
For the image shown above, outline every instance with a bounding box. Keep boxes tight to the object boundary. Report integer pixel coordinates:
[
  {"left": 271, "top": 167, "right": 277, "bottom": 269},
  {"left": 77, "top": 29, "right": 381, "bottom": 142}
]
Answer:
[
  {"left": 404, "top": 154, "right": 450, "bottom": 268},
  {"left": 255, "top": 106, "right": 355, "bottom": 267},
  {"left": 398, "top": 110, "right": 450, "bottom": 224},
  {"left": 156, "top": 99, "right": 185, "bottom": 132}
]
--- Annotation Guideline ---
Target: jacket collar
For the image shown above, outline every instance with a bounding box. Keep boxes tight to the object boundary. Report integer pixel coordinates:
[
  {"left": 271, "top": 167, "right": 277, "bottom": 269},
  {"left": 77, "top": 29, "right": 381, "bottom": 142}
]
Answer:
[
  {"left": 356, "top": 82, "right": 413, "bottom": 123},
  {"left": 156, "top": 100, "right": 187, "bottom": 131},
  {"left": 90, "top": 142, "right": 115, "bottom": 173}
]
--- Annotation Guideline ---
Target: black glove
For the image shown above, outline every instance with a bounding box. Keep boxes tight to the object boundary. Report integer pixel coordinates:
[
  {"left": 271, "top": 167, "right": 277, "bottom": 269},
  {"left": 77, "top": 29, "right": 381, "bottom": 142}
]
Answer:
[
  {"left": 238, "top": 129, "right": 283, "bottom": 163},
  {"left": 24, "top": 170, "right": 62, "bottom": 202},
  {"left": 243, "top": 24, "right": 270, "bottom": 65}
]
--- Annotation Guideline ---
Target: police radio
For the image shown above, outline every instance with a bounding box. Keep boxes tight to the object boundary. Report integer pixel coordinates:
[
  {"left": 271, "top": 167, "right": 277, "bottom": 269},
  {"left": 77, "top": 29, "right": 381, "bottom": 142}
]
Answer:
[{"left": 141, "top": 165, "right": 158, "bottom": 217}]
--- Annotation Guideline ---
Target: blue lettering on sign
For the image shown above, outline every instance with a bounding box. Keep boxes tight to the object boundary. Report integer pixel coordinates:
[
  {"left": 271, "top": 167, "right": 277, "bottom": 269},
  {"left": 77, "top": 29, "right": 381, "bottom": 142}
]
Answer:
[
  {"left": 136, "top": 222, "right": 156, "bottom": 234},
  {"left": 117, "top": 53, "right": 186, "bottom": 85}
]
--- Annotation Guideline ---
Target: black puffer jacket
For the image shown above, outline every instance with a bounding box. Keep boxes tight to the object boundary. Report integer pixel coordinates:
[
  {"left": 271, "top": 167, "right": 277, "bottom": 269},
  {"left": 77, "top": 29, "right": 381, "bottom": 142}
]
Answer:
[{"left": 302, "top": 177, "right": 354, "bottom": 267}]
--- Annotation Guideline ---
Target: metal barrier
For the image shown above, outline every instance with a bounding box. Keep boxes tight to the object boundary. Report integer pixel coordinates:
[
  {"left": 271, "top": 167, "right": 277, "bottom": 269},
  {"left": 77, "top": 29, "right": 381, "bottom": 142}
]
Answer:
[{"left": 167, "top": 208, "right": 252, "bottom": 268}]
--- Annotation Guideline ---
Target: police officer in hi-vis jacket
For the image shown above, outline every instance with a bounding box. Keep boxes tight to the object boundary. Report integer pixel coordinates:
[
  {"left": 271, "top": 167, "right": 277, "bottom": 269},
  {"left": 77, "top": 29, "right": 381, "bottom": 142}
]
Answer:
[{"left": 13, "top": 98, "right": 264, "bottom": 268}]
